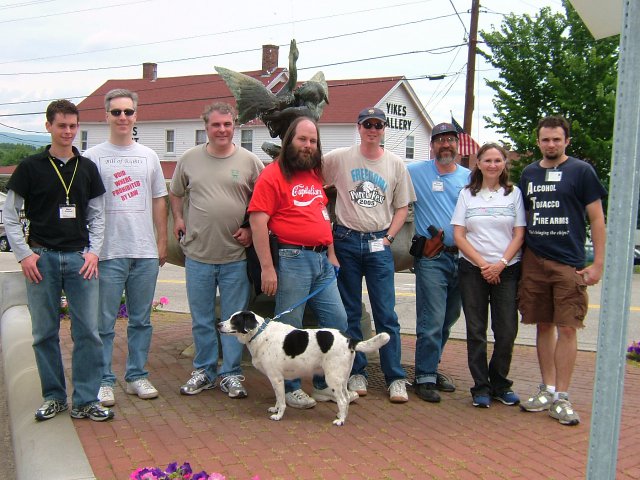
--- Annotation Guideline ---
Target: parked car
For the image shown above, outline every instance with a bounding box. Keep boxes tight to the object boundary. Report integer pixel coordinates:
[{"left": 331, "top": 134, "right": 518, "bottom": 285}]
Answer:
[{"left": 584, "top": 243, "right": 640, "bottom": 265}]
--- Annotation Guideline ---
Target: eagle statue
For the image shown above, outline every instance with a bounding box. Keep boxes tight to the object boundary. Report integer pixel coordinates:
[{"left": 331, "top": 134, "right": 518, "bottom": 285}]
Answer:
[{"left": 215, "top": 39, "right": 329, "bottom": 158}]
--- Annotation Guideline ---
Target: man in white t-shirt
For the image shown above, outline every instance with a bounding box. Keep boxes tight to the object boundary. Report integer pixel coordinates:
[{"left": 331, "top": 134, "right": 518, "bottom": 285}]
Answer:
[
  {"left": 85, "top": 89, "right": 168, "bottom": 407},
  {"left": 323, "top": 107, "right": 415, "bottom": 403}
]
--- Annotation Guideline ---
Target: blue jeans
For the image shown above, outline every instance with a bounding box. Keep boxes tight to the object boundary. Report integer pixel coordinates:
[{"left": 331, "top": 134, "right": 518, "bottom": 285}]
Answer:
[
  {"left": 275, "top": 248, "right": 347, "bottom": 392},
  {"left": 98, "top": 258, "right": 159, "bottom": 385},
  {"left": 185, "top": 257, "right": 250, "bottom": 382},
  {"left": 25, "top": 248, "right": 103, "bottom": 408},
  {"left": 333, "top": 225, "right": 405, "bottom": 386},
  {"left": 414, "top": 252, "right": 461, "bottom": 385},
  {"left": 459, "top": 258, "right": 520, "bottom": 396}
]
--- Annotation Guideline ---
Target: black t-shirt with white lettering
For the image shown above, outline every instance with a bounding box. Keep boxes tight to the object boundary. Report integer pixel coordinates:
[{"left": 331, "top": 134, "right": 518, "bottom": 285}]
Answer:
[{"left": 519, "top": 156, "right": 607, "bottom": 268}]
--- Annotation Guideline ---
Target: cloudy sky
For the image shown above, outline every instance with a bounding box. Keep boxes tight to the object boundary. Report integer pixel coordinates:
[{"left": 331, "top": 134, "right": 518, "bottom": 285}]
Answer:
[{"left": 0, "top": 0, "right": 564, "bottom": 146}]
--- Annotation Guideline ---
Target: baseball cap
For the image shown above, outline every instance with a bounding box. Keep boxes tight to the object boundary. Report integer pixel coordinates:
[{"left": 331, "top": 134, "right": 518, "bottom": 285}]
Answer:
[
  {"left": 357, "top": 107, "right": 386, "bottom": 124},
  {"left": 431, "top": 122, "right": 459, "bottom": 139}
]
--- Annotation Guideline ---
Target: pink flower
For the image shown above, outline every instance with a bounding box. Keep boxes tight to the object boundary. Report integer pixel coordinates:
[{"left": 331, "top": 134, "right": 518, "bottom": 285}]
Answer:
[
  {"left": 208, "top": 474, "right": 226, "bottom": 480},
  {"left": 160, "top": 296, "right": 169, "bottom": 305}
]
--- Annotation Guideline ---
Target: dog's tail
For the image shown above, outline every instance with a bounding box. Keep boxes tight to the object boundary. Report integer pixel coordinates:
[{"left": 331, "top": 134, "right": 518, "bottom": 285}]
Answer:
[{"left": 354, "top": 333, "right": 390, "bottom": 353}]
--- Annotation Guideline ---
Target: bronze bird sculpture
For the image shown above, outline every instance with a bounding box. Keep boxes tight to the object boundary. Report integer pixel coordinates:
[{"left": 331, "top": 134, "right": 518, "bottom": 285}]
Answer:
[{"left": 215, "top": 39, "right": 329, "bottom": 157}]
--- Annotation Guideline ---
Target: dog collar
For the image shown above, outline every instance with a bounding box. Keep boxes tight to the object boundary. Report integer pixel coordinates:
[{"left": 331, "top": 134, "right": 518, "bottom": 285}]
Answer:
[{"left": 248, "top": 318, "right": 270, "bottom": 343}]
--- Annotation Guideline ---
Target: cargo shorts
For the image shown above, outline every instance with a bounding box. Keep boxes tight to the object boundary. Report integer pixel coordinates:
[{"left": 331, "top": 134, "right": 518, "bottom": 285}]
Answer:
[{"left": 518, "top": 248, "right": 588, "bottom": 329}]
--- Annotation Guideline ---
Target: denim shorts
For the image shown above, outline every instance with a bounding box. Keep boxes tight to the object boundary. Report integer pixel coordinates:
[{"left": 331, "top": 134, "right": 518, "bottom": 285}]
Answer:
[{"left": 518, "top": 249, "right": 588, "bottom": 328}]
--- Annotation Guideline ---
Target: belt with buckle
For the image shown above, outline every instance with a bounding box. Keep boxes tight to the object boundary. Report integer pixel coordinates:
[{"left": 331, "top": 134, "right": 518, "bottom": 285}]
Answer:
[
  {"left": 443, "top": 246, "right": 459, "bottom": 254},
  {"left": 278, "top": 243, "right": 328, "bottom": 253}
]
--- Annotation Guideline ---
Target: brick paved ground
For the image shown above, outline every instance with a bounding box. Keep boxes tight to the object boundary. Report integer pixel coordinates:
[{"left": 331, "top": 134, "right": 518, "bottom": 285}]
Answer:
[{"left": 61, "top": 312, "right": 640, "bottom": 480}]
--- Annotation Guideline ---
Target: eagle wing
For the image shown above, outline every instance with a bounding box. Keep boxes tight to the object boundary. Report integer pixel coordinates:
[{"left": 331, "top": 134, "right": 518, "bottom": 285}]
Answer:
[{"left": 215, "top": 66, "right": 279, "bottom": 124}]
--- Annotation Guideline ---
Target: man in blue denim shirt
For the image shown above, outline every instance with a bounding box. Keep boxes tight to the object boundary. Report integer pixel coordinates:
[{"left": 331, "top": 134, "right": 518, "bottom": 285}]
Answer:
[
  {"left": 324, "top": 107, "right": 415, "bottom": 403},
  {"left": 4, "top": 99, "right": 114, "bottom": 422},
  {"left": 407, "top": 122, "right": 470, "bottom": 403}
]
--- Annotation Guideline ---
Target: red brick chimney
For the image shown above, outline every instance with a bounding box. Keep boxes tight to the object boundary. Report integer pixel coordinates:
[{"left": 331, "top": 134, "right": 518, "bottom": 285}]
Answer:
[
  {"left": 143, "top": 62, "right": 157, "bottom": 81},
  {"left": 262, "top": 45, "right": 279, "bottom": 74}
]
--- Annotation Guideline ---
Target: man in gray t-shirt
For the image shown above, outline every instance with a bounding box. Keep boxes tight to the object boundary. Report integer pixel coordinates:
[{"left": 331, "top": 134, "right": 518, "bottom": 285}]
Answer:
[
  {"left": 170, "top": 102, "right": 263, "bottom": 399},
  {"left": 85, "top": 88, "right": 168, "bottom": 408}
]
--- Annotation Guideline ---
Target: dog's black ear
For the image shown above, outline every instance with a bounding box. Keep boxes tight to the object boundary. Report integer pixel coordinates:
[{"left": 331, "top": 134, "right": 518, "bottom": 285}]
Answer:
[{"left": 239, "top": 311, "right": 259, "bottom": 333}]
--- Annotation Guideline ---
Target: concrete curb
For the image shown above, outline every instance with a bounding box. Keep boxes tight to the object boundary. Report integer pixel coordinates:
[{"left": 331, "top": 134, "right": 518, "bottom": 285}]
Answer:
[{"left": 0, "top": 271, "right": 95, "bottom": 480}]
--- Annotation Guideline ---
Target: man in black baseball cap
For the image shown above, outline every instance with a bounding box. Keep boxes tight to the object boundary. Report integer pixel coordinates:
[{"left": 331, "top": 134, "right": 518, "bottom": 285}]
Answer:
[
  {"left": 357, "top": 107, "right": 387, "bottom": 125},
  {"left": 430, "top": 122, "right": 459, "bottom": 139}
]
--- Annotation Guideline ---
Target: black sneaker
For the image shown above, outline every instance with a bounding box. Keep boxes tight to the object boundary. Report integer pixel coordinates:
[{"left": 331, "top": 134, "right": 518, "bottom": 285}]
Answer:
[
  {"left": 436, "top": 372, "right": 456, "bottom": 392},
  {"left": 414, "top": 382, "right": 441, "bottom": 403},
  {"left": 70, "top": 402, "right": 115, "bottom": 422},
  {"left": 35, "top": 399, "right": 68, "bottom": 421}
]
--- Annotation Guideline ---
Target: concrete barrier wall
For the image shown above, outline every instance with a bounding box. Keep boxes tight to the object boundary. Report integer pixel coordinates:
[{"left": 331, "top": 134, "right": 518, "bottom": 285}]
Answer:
[{"left": 0, "top": 271, "right": 95, "bottom": 480}]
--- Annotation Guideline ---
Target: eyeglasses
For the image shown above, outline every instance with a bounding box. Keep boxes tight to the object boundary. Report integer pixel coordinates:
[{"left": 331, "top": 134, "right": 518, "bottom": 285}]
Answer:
[
  {"left": 433, "top": 136, "right": 458, "bottom": 144},
  {"left": 109, "top": 109, "right": 136, "bottom": 117},
  {"left": 361, "top": 121, "right": 385, "bottom": 130}
]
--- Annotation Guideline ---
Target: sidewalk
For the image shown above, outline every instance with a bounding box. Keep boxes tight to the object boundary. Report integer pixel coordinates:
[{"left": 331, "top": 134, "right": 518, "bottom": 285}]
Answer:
[{"left": 67, "top": 310, "right": 640, "bottom": 479}]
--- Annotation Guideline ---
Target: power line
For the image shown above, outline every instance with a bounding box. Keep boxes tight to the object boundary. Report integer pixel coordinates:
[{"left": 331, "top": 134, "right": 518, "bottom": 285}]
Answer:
[
  {"left": 0, "top": 0, "right": 154, "bottom": 24},
  {"left": 0, "top": 0, "right": 57, "bottom": 11},
  {"left": 0, "top": 0, "right": 437, "bottom": 65},
  {"left": 0, "top": 71, "right": 460, "bottom": 125},
  {"left": 0, "top": 13, "right": 462, "bottom": 76}
]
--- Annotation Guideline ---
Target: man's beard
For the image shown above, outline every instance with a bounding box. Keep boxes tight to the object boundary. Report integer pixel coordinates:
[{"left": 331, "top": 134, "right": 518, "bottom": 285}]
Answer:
[
  {"left": 285, "top": 144, "right": 319, "bottom": 171},
  {"left": 436, "top": 151, "right": 456, "bottom": 166}
]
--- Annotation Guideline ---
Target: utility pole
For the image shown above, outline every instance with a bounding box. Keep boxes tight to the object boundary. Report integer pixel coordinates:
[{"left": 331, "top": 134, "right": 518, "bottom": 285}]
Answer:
[{"left": 463, "top": 0, "right": 480, "bottom": 134}]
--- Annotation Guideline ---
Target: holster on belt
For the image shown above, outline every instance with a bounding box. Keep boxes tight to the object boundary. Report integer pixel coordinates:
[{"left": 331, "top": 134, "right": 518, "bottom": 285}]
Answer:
[{"left": 422, "top": 229, "right": 445, "bottom": 258}]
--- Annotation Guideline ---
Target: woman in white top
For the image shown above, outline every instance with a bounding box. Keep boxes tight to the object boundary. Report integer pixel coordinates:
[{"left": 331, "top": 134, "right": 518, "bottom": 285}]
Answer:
[{"left": 451, "top": 143, "right": 526, "bottom": 409}]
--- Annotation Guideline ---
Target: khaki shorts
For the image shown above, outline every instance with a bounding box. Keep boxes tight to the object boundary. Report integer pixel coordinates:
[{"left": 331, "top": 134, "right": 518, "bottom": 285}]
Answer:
[{"left": 518, "top": 249, "right": 588, "bottom": 329}]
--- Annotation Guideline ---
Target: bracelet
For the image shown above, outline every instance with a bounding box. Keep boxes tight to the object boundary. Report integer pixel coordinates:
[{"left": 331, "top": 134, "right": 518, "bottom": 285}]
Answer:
[{"left": 500, "top": 257, "right": 509, "bottom": 266}]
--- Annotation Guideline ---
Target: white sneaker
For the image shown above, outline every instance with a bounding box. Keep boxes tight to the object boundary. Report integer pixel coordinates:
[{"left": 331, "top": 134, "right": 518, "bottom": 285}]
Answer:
[
  {"left": 312, "top": 387, "right": 358, "bottom": 403},
  {"left": 98, "top": 385, "right": 115, "bottom": 407},
  {"left": 219, "top": 375, "right": 248, "bottom": 398},
  {"left": 348, "top": 374, "right": 368, "bottom": 396},
  {"left": 285, "top": 389, "right": 317, "bottom": 409},
  {"left": 125, "top": 378, "right": 159, "bottom": 399},
  {"left": 389, "top": 379, "right": 409, "bottom": 403}
]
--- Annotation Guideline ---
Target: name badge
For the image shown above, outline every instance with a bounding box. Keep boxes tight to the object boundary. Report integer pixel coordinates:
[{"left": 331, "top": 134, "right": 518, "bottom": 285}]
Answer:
[
  {"left": 321, "top": 207, "right": 330, "bottom": 221},
  {"left": 432, "top": 180, "right": 444, "bottom": 192},
  {"left": 545, "top": 170, "right": 562, "bottom": 182},
  {"left": 59, "top": 204, "right": 76, "bottom": 219},
  {"left": 369, "top": 238, "right": 385, "bottom": 253}
]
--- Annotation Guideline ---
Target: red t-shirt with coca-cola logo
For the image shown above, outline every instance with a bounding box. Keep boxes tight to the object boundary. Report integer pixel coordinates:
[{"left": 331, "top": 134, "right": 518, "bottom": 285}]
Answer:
[{"left": 248, "top": 161, "right": 332, "bottom": 246}]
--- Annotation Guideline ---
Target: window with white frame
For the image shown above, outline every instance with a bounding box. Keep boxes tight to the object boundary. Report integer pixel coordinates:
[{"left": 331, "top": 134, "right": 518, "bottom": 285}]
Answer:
[
  {"left": 241, "top": 129, "right": 253, "bottom": 151},
  {"left": 195, "top": 130, "right": 207, "bottom": 145},
  {"left": 405, "top": 135, "right": 415, "bottom": 159},
  {"left": 81, "top": 130, "right": 88, "bottom": 151},
  {"left": 166, "top": 130, "right": 175, "bottom": 154}
]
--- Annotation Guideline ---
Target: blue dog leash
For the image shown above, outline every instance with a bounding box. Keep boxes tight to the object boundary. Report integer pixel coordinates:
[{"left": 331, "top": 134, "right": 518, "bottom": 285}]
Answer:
[
  {"left": 250, "top": 266, "right": 339, "bottom": 343},
  {"left": 271, "top": 265, "right": 340, "bottom": 321}
]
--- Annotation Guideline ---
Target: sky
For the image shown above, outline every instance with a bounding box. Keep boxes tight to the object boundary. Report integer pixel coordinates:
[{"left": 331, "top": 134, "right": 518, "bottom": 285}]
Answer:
[{"left": 0, "top": 0, "right": 564, "bottom": 146}]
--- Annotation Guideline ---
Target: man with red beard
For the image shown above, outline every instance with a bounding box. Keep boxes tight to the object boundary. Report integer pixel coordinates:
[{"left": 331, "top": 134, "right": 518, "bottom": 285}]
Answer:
[{"left": 249, "top": 117, "right": 354, "bottom": 410}]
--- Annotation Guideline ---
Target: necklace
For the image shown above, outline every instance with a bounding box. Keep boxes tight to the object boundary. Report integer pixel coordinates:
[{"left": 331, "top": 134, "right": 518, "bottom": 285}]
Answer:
[{"left": 480, "top": 186, "right": 500, "bottom": 201}]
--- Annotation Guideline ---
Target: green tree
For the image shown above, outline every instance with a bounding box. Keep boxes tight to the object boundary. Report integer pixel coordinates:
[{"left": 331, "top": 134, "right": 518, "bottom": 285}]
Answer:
[
  {"left": 0, "top": 143, "right": 43, "bottom": 166},
  {"left": 480, "top": 1, "right": 618, "bottom": 186}
]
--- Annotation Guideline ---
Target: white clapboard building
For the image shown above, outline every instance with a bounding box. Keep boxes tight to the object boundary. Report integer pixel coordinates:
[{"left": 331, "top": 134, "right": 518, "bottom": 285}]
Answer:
[{"left": 75, "top": 45, "right": 435, "bottom": 168}]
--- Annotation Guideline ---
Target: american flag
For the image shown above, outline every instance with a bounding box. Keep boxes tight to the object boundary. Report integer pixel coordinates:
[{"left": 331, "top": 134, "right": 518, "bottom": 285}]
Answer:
[{"left": 452, "top": 117, "right": 480, "bottom": 157}]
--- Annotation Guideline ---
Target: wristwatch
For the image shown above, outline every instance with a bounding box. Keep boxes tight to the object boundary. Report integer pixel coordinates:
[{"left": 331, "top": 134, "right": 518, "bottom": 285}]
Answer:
[
  {"left": 385, "top": 234, "right": 395, "bottom": 244},
  {"left": 500, "top": 257, "right": 509, "bottom": 266}
]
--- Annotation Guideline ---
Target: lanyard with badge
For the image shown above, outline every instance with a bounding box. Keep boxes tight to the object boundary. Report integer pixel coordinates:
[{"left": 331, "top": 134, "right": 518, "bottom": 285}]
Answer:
[{"left": 49, "top": 156, "right": 78, "bottom": 219}]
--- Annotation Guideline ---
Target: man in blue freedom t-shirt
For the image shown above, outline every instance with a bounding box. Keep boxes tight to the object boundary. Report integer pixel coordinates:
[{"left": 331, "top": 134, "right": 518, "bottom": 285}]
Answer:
[{"left": 518, "top": 115, "right": 606, "bottom": 426}]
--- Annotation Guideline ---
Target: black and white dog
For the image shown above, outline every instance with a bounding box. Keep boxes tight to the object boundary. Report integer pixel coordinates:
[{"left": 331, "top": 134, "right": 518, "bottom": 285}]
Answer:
[{"left": 217, "top": 310, "right": 390, "bottom": 426}]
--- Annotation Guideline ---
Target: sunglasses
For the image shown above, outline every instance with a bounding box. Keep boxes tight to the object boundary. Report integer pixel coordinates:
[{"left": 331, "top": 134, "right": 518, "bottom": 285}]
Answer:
[
  {"left": 109, "top": 109, "right": 136, "bottom": 117},
  {"left": 362, "top": 121, "right": 385, "bottom": 130}
]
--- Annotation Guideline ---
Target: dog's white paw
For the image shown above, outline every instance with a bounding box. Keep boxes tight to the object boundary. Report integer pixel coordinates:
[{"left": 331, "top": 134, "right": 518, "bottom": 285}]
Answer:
[
  {"left": 333, "top": 418, "right": 345, "bottom": 426},
  {"left": 268, "top": 406, "right": 278, "bottom": 413},
  {"left": 270, "top": 413, "right": 283, "bottom": 421}
]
